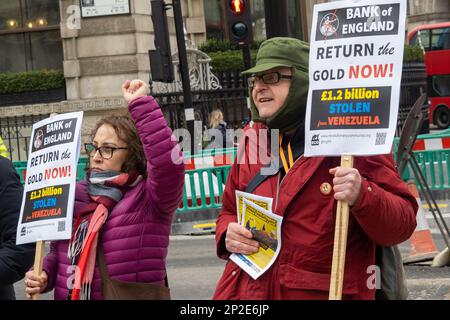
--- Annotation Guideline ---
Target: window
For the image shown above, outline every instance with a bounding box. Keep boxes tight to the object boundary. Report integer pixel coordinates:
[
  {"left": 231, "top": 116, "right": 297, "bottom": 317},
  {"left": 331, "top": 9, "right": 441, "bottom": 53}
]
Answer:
[
  {"left": 417, "top": 30, "right": 431, "bottom": 51},
  {"left": 431, "top": 75, "right": 450, "bottom": 97},
  {"left": 0, "top": 33, "right": 27, "bottom": 73},
  {"left": 409, "top": 33, "right": 417, "bottom": 46},
  {"left": 0, "top": 1, "right": 21, "bottom": 31},
  {"left": 0, "top": 0, "right": 62, "bottom": 73},
  {"left": 411, "top": 27, "right": 450, "bottom": 52},
  {"left": 287, "top": 0, "right": 304, "bottom": 40},
  {"left": 250, "top": 0, "right": 266, "bottom": 42},
  {"left": 204, "top": 0, "right": 225, "bottom": 40},
  {"left": 24, "top": 0, "right": 60, "bottom": 27},
  {"left": 431, "top": 28, "right": 450, "bottom": 51},
  {"left": 30, "top": 31, "right": 64, "bottom": 71}
]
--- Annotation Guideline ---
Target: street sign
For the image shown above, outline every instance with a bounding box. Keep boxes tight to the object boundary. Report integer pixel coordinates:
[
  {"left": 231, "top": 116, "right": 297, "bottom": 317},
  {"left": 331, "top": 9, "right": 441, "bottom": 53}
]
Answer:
[{"left": 80, "top": 0, "right": 131, "bottom": 18}]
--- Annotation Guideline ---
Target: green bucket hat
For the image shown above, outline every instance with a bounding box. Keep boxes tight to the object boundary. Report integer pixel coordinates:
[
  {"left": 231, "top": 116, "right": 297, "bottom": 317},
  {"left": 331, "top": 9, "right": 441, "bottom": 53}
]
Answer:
[
  {"left": 243, "top": 37, "right": 310, "bottom": 133},
  {"left": 242, "top": 37, "right": 309, "bottom": 75}
]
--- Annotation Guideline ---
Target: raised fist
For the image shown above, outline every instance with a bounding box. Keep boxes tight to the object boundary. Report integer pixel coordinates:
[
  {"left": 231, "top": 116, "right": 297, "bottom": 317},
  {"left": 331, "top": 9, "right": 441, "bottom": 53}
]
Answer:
[{"left": 122, "top": 79, "right": 149, "bottom": 104}]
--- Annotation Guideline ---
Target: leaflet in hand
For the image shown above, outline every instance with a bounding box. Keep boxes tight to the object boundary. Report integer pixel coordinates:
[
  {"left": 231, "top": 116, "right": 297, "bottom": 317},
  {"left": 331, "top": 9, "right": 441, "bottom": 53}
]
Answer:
[
  {"left": 230, "top": 199, "right": 282, "bottom": 280},
  {"left": 235, "top": 190, "right": 273, "bottom": 224}
]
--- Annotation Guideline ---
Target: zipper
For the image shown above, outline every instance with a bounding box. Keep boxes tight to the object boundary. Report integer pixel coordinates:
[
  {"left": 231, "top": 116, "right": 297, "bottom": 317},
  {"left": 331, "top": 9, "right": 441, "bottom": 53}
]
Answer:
[{"left": 274, "top": 172, "right": 281, "bottom": 211}]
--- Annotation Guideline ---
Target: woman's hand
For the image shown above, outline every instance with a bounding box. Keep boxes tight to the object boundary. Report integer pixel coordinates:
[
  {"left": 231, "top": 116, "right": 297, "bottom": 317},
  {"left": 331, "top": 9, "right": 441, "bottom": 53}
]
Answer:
[
  {"left": 225, "top": 222, "right": 259, "bottom": 255},
  {"left": 329, "top": 166, "right": 362, "bottom": 206},
  {"left": 24, "top": 270, "right": 48, "bottom": 299},
  {"left": 122, "top": 79, "right": 149, "bottom": 104}
]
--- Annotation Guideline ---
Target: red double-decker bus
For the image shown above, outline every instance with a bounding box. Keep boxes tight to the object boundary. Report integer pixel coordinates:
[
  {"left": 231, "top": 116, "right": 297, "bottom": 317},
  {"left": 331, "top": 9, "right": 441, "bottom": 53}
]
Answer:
[{"left": 408, "top": 22, "right": 450, "bottom": 129}]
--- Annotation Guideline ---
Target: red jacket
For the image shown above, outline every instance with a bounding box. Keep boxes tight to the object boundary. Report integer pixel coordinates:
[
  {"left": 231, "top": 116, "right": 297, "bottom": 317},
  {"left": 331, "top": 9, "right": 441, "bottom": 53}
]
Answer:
[{"left": 213, "top": 123, "right": 418, "bottom": 300}]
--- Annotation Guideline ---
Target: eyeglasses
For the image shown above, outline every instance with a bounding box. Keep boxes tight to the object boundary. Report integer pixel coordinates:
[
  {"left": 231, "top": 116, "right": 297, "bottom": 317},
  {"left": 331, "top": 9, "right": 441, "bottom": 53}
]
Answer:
[
  {"left": 84, "top": 143, "right": 128, "bottom": 160},
  {"left": 247, "top": 72, "right": 293, "bottom": 88}
]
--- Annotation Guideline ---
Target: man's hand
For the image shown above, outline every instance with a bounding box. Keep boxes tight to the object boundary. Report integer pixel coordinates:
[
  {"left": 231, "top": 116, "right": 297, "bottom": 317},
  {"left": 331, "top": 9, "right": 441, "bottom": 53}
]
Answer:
[
  {"left": 329, "top": 167, "right": 362, "bottom": 206},
  {"left": 225, "top": 223, "right": 259, "bottom": 255},
  {"left": 122, "top": 79, "right": 149, "bottom": 104}
]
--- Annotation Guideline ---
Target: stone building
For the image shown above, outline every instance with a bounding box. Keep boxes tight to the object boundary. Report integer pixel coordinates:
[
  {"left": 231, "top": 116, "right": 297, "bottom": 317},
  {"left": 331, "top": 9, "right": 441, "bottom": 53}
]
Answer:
[
  {"left": 0, "top": 0, "right": 448, "bottom": 160},
  {"left": 0, "top": 0, "right": 206, "bottom": 160}
]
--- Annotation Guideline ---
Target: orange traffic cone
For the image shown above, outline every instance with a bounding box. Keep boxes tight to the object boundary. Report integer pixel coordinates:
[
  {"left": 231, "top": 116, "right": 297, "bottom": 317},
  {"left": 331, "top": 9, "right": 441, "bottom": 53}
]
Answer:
[{"left": 403, "top": 180, "right": 439, "bottom": 264}]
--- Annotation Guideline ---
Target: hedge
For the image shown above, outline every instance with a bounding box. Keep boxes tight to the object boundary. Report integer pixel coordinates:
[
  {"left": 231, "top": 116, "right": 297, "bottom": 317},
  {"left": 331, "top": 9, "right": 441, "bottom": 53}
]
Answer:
[
  {"left": 208, "top": 43, "right": 424, "bottom": 73},
  {"left": 199, "top": 39, "right": 235, "bottom": 53},
  {"left": 403, "top": 45, "right": 424, "bottom": 63},
  {"left": 199, "top": 38, "right": 262, "bottom": 53},
  {"left": 0, "top": 45, "right": 423, "bottom": 94},
  {"left": 0, "top": 70, "right": 65, "bottom": 94},
  {"left": 209, "top": 50, "right": 258, "bottom": 73}
]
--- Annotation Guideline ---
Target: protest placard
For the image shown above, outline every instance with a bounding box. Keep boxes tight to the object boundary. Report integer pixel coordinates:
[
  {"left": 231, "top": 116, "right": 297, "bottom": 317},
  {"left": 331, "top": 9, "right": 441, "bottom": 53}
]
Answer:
[
  {"left": 16, "top": 112, "right": 83, "bottom": 245},
  {"left": 305, "top": 0, "right": 407, "bottom": 299},
  {"left": 305, "top": 0, "right": 407, "bottom": 157}
]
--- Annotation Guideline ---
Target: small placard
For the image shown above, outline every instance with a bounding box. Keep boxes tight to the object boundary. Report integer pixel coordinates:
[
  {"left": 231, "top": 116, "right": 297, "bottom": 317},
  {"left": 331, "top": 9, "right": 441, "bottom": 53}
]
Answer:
[{"left": 80, "top": 0, "right": 131, "bottom": 18}]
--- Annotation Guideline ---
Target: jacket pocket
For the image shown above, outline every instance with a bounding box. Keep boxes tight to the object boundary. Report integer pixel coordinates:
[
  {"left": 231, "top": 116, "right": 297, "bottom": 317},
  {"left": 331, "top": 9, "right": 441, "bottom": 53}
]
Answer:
[
  {"left": 279, "top": 263, "right": 359, "bottom": 299},
  {"left": 213, "top": 261, "right": 246, "bottom": 300}
]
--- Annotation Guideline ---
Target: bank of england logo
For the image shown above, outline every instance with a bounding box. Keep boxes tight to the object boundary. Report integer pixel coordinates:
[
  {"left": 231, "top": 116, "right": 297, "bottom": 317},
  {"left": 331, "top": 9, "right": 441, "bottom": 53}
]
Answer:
[
  {"left": 311, "top": 134, "right": 320, "bottom": 146},
  {"left": 320, "top": 12, "right": 339, "bottom": 38},
  {"left": 33, "top": 129, "right": 44, "bottom": 150}
]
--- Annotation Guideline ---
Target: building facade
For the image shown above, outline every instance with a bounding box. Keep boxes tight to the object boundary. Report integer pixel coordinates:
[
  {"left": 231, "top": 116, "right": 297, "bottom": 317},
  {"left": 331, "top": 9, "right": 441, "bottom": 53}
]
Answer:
[
  {"left": 0, "top": 0, "right": 448, "bottom": 161},
  {"left": 0, "top": 0, "right": 206, "bottom": 160}
]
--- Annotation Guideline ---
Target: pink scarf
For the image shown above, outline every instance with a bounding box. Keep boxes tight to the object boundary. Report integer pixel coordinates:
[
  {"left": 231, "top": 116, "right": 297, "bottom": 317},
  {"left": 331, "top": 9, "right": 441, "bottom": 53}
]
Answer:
[{"left": 67, "top": 170, "right": 142, "bottom": 300}]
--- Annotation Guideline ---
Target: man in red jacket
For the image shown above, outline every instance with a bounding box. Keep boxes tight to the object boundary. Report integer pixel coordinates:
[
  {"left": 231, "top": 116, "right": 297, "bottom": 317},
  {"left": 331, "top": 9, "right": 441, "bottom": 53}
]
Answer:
[{"left": 213, "top": 37, "right": 418, "bottom": 300}]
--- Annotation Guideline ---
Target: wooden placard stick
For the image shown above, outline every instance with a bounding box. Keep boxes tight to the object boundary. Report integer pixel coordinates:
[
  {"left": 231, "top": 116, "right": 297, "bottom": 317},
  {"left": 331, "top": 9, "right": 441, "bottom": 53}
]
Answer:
[
  {"left": 329, "top": 154, "right": 354, "bottom": 300},
  {"left": 32, "top": 240, "right": 45, "bottom": 300}
]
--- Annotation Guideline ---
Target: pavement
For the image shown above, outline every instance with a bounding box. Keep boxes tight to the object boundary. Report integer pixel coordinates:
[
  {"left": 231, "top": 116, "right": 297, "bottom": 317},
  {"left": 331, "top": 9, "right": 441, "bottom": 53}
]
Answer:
[
  {"left": 405, "top": 266, "right": 450, "bottom": 300},
  {"left": 13, "top": 229, "right": 450, "bottom": 300},
  {"left": 398, "top": 200, "right": 450, "bottom": 260},
  {"left": 12, "top": 175, "right": 450, "bottom": 300},
  {"left": 12, "top": 194, "right": 450, "bottom": 300},
  {"left": 13, "top": 234, "right": 226, "bottom": 301}
]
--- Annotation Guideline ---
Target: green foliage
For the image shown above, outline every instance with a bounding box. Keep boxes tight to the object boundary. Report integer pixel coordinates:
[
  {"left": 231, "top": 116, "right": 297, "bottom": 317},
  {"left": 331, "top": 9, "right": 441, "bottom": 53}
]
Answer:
[
  {"left": 199, "top": 39, "right": 234, "bottom": 53},
  {"left": 199, "top": 38, "right": 262, "bottom": 53},
  {"left": 199, "top": 37, "right": 264, "bottom": 72},
  {"left": 0, "top": 70, "right": 65, "bottom": 94},
  {"left": 209, "top": 50, "right": 258, "bottom": 73},
  {"left": 207, "top": 44, "right": 424, "bottom": 72},
  {"left": 403, "top": 45, "right": 424, "bottom": 62},
  {"left": 249, "top": 40, "right": 263, "bottom": 50}
]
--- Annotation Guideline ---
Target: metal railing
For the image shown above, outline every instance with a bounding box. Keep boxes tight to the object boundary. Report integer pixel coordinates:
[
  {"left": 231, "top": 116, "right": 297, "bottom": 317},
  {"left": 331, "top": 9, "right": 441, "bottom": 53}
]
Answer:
[
  {"left": 180, "top": 166, "right": 231, "bottom": 212},
  {"left": 0, "top": 114, "right": 47, "bottom": 162},
  {"left": 154, "top": 86, "right": 250, "bottom": 130},
  {"left": 394, "top": 129, "right": 450, "bottom": 196},
  {"left": 13, "top": 131, "right": 450, "bottom": 215},
  {"left": 396, "top": 62, "right": 429, "bottom": 136}
]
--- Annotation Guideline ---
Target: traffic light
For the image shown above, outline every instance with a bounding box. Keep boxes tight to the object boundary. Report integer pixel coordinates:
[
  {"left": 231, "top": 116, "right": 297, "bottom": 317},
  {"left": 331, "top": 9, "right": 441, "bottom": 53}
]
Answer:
[
  {"left": 225, "top": 0, "right": 253, "bottom": 45},
  {"left": 149, "top": 0, "right": 174, "bottom": 83}
]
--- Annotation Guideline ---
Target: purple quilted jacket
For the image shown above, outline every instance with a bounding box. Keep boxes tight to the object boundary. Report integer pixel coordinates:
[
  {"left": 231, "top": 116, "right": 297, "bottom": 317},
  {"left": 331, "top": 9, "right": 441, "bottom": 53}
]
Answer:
[{"left": 41, "top": 96, "right": 185, "bottom": 300}]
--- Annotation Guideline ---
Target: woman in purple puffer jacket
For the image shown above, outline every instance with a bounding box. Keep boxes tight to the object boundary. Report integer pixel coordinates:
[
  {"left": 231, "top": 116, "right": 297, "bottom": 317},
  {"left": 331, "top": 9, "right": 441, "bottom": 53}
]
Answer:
[{"left": 24, "top": 80, "right": 185, "bottom": 300}]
